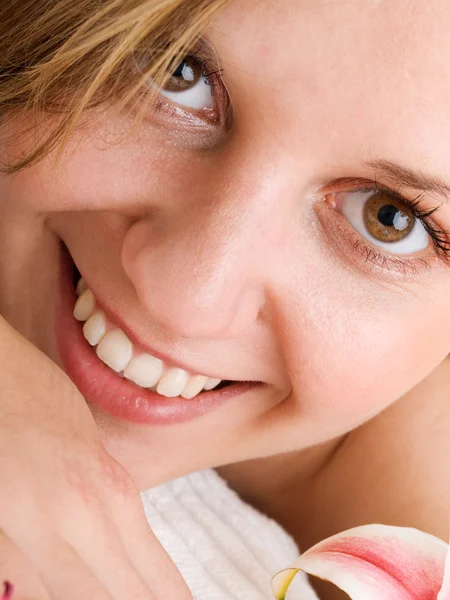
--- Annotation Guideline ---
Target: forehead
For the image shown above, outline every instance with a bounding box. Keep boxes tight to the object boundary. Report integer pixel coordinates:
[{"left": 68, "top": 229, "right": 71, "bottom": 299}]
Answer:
[{"left": 209, "top": 0, "right": 450, "bottom": 174}]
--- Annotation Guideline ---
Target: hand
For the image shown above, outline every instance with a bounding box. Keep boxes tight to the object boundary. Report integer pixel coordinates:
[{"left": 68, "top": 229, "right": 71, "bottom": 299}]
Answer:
[{"left": 0, "top": 317, "right": 191, "bottom": 599}]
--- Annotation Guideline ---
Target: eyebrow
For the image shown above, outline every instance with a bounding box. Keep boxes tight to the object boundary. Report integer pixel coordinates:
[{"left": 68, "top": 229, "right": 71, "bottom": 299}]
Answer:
[{"left": 364, "top": 159, "right": 450, "bottom": 200}]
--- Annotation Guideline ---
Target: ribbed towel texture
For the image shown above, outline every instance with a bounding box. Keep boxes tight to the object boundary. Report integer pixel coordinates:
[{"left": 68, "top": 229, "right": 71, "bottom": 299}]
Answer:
[{"left": 141, "top": 469, "right": 318, "bottom": 600}]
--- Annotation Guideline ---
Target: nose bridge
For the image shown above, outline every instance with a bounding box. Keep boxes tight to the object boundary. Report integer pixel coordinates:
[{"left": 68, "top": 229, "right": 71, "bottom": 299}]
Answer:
[{"left": 122, "top": 146, "right": 288, "bottom": 339}]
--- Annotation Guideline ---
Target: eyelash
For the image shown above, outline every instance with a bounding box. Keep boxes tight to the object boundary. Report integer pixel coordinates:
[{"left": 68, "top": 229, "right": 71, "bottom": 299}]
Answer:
[
  {"left": 192, "top": 56, "right": 224, "bottom": 88},
  {"left": 326, "top": 182, "right": 450, "bottom": 274},
  {"left": 151, "top": 52, "right": 229, "bottom": 130},
  {"left": 360, "top": 184, "right": 450, "bottom": 256},
  {"left": 160, "top": 53, "right": 225, "bottom": 111}
]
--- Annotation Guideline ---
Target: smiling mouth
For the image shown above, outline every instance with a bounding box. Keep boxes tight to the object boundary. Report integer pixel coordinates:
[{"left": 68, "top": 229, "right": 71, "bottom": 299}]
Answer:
[
  {"left": 72, "top": 267, "right": 234, "bottom": 401},
  {"left": 56, "top": 249, "right": 259, "bottom": 425}
]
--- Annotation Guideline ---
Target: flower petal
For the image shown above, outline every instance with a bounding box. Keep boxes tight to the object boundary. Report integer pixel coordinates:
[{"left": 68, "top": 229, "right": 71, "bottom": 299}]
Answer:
[{"left": 272, "top": 525, "right": 448, "bottom": 600}]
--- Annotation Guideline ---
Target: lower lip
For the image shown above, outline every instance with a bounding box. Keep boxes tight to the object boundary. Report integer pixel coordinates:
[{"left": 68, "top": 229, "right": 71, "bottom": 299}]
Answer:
[{"left": 56, "top": 249, "right": 257, "bottom": 425}]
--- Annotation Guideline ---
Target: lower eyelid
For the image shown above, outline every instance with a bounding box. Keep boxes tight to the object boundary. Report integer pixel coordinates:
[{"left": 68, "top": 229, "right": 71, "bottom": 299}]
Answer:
[
  {"left": 147, "top": 96, "right": 221, "bottom": 131},
  {"left": 346, "top": 229, "right": 429, "bottom": 275},
  {"left": 142, "top": 100, "right": 227, "bottom": 151},
  {"left": 154, "top": 93, "right": 221, "bottom": 121}
]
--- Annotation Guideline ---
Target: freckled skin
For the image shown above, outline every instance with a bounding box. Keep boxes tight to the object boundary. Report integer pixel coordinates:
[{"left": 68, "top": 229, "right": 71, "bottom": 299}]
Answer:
[{"left": 2, "top": 4, "right": 450, "bottom": 597}]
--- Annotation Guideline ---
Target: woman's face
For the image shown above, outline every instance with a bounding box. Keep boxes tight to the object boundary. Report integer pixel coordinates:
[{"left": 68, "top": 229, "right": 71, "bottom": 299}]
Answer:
[{"left": 2, "top": 0, "right": 450, "bottom": 487}]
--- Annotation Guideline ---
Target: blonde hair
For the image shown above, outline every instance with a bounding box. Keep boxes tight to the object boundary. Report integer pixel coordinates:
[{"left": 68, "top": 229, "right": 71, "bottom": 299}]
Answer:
[{"left": 0, "top": 0, "right": 227, "bottom": 171}]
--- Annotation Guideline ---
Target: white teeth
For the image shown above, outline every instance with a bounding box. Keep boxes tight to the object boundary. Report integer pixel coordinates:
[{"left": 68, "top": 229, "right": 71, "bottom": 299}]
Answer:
[
  {"left": 76, "top": 277, "right": 88, "bottom": 297},
  {"left": 73, "top": 285, "right": 228, "bottom": 397},
  {"left": 157, "top": 367, "right": 190, "bottom": 398},
  {"left": 83, "top": 311, "right": 107, "bottom": 346},
  {"left": 204, "top": 377, "right": 222, "bottom": 391},
  {"left": 73, "top": 289, "right": 95, "bottom": 322},
  {"left": 181, "top": 375, "right": 209, "bottom": 399},
  {"left": 96, "top": 329, "right": 133, "bottom": 373},
  {"left": 124, "top": 354, "right": 164, "bottom": 388}
]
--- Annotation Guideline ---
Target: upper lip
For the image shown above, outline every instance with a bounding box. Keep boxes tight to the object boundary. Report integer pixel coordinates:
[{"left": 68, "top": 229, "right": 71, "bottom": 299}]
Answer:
[{"left": 82, "top": 280, "right": 241, "bottom": 382}]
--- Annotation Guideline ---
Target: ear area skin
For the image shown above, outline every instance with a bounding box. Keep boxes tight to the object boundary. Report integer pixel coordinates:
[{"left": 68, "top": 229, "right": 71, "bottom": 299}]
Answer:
[{"left": 271, "top": 524, "right": 449, "bottom": 600}]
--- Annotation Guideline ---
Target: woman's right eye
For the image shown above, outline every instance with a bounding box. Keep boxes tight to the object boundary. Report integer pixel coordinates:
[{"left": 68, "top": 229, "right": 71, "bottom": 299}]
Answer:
[{"left": 159, "top": 56, "right": 216, "bottom": 111}]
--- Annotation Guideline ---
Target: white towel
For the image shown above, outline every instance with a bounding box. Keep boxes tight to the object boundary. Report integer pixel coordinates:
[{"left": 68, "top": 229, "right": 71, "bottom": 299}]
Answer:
[{"left": 141, "top": 469, "right": 318, "bottom": 600}]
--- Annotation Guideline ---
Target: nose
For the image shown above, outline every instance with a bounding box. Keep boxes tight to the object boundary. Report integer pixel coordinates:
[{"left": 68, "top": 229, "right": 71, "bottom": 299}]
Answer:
[{"left": 122, "top": 145, "right": 290, "bottom": 340}]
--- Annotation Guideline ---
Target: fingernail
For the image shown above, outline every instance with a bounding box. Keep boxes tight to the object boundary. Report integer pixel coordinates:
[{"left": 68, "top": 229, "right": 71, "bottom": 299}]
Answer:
[{"left": 1, "top": 581, "right": 13, "bottom": 599}]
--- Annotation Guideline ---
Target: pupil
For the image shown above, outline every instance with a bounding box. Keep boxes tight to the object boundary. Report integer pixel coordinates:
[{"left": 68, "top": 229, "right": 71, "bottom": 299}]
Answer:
[
  {"left": 377, "top": 204, "right": 398, "bottom": 227},
  {"left": 172, "top": 59, "right": 194, "bottom": 81},
  {"left": 173, "top": 60, "right": 186, "bottom": 78}
]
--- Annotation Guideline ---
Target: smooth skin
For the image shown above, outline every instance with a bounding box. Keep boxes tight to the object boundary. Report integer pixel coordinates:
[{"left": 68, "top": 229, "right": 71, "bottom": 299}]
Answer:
[
  {"left": 1, "top": 1, "right": 450, "bottom": 598},
  {"left": 0, "top": 317, "right": 193, "bottom": 600}
]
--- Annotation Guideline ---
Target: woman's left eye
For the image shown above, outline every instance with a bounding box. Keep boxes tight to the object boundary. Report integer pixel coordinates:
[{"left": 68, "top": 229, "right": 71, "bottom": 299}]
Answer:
[
  {"left": 339, "top": 189, "right": 430, "bottom": 255},
  {"left": 159, "top": 56, "right": 215, "bottom": 110}
]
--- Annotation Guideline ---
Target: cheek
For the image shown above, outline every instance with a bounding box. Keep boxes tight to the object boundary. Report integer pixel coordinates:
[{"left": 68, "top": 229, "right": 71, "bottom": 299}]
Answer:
[
  {"left": 285, "top": 276, "right": 450, "bottom": 435},
  {"left": 0, "top": 111, "right": 204, "bottom": 215}
]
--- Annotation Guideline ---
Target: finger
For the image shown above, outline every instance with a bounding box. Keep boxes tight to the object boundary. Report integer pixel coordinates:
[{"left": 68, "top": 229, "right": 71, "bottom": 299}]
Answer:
[
  {"left": 56, "top": 455, "right": 164, "bottom": 600},
  {"left": 39, "top": 521, "right": 156, "bottom": 600},
  {"left": 25, "top": 535, "right": 117, "bottom": 600},
  {"left": 30, "top": 458, "right": 157, "bottom": 600},
  {"left": 0, "top": 529, "right": 50, "bottom": 600},
  {"left": 111, "top": 493, "right": 192, "bottom": 600}
]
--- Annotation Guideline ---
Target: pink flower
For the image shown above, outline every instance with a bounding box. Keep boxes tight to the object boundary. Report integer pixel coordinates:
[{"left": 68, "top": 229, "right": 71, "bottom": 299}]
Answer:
[{"left": 271, "top": 524, "right": 450, "bottom": 599}]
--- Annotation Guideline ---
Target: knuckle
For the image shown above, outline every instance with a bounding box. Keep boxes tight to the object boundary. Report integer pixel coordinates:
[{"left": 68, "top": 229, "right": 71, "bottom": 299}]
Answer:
[{"left": 97, "top": 451, "right": 139, "bottom": 502}]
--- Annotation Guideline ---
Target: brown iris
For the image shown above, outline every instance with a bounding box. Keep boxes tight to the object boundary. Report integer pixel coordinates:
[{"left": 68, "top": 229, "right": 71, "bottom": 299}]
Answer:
[
  {"left": 163, "top": 57, "right": 202, "bottom": 92},
  {"left": 363, "top": 192, "right": 415, "bottom": 243}
]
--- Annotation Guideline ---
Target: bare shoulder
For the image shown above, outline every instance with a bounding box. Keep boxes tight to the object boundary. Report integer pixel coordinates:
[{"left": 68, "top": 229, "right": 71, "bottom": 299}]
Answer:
[{"left": 311, "top": 358, "right": 450, "bottom": 545}]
